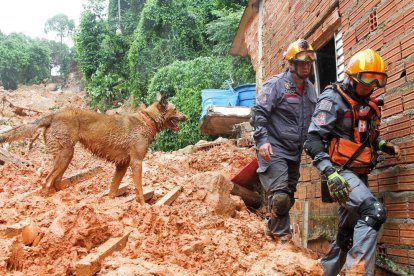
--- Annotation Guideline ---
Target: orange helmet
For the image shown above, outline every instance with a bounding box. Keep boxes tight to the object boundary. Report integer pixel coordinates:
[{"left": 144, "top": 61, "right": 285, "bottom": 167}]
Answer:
[
  {"left": 284, "top": 39, "right": 316, "bottom": 63},
  {"left": 345, "top": 49, "right": 387, "bottom": 88}
]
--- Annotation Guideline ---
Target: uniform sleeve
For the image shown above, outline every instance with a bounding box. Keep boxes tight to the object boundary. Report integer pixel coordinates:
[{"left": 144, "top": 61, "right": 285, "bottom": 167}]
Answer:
[
  {"left": 307, "top": 90, "right": 339, "bottom": 172},
  {"left": 252, "top": 81, "right": 279, "bottom": 149}
]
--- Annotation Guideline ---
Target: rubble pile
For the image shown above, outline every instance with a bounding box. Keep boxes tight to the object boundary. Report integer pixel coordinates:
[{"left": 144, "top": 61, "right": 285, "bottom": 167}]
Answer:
[{"left": 0, "top": 85, "right": 322, "bottom": 275}]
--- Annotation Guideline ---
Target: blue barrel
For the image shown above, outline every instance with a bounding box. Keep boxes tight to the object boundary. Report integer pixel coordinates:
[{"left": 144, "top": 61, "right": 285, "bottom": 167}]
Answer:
[
  {"left": 200, "top": 89, "right": 238, "bottom": 119},
  {"left": 235, "top": 83, "right": 256, "bottom": 106}
]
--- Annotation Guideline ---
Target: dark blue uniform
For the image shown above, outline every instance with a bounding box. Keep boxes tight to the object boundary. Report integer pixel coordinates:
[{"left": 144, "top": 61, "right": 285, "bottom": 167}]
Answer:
[{"left": 253, "top": 70, "right": 316, "bottom": 237}]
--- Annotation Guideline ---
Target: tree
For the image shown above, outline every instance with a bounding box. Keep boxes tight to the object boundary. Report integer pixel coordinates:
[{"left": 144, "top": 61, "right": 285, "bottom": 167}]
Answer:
[
  {"left": 44, "top": 14, "right": 75, "bottom": 47},
  {"left": 0, "top": 33, "right": 50, "bottom": 90}
]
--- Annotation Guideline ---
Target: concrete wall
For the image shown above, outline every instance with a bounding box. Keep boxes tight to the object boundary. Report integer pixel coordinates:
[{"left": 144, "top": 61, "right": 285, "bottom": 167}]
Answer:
[{"left": 241, "top": 0, "right": 414, "bottom": 273}]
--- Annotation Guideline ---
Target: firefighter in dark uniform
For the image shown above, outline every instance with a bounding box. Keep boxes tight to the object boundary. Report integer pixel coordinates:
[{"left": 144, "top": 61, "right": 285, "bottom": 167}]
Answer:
[
  {"left": 304, "top": 49, "right": 401, "bottom": 275},
  {"left": 252, "top": 39, "right": 317, "bottom": 243}
]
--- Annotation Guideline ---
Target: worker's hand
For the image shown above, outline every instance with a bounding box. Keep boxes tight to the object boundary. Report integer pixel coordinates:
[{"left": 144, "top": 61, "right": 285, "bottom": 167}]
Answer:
[
  {"left": 259, "top": 143, "right": 273, "bottom": 161},
  {"left": 323, "top": 167, "right": 352, "bottom": 204},
  {"left": 382, "top": 142, "right": 401, "bottom": 160}
]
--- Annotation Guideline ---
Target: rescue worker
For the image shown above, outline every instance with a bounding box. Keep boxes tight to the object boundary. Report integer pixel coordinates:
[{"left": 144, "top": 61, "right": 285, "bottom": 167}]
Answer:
[
  {"left": 252, "top": 39, "right": 317, "bottom": 243},
  {"left": 304, "top": 49, "right": 401, "bottom": 275}
]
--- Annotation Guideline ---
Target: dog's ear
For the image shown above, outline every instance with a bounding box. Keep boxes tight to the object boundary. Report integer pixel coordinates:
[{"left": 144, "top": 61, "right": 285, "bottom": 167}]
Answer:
[{"left": 156, "top": 92, "right": 168, "bottom": 109}]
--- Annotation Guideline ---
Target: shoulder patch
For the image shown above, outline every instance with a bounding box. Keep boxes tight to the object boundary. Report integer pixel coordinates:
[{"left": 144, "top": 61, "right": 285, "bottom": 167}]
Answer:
[
  {"left": 257, "top": 86, "right": 271, "bottom": 105},
  {"left": 313, "top": 111, "right": 327, "bottom": 126},
  {"left": 319, "top": 99, "right": 333, "bottom": 111}
]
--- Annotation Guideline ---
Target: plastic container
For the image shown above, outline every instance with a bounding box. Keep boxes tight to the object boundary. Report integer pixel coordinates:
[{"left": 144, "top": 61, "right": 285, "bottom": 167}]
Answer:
[
  {"left": 234, "top": 83, "right": 256, "bottom": 106},
  {"left": 201, "top": 89, "right": 238, "bottom": 118}
]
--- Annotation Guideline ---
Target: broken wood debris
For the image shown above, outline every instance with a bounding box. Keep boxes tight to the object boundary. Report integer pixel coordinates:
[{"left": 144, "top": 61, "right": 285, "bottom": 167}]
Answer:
[
  {"left": 100, "top": 182, "right": 129, "bottom": 197},
  {"left": 120, "top": 188, "right": 154, "bottom": 203},
  {"left": 55, "top": 166, "right": 103, "bottom": 191},
  {"left": 75, "top": 230, "right": 132, "bottom": 276},
  {"left": 155, "top": 186, "right": 182, "bottom": 206}
]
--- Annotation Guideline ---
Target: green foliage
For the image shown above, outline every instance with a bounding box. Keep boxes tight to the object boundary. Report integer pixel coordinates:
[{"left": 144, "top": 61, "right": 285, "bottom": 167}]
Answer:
[
  {"left": 0, "top": 33, "right": 50, "bottom": 90},
  {"left": 44, "top": 14, "right": 75, "bottom": 46},
  {"left": 147, "top": 56, "right": 254, "bottom": 151},
  {"left": 128, "top": 0, "right": 212, "bottom": 102},
  {"left": 74, "top": 10, "right": 107, "bottom": 80},
  {"left": 86, "top": 33, "right": 130, "bottom": 111},
  {"left": 108, "top": 0, "right": 146, "bottom": 35},
  {"left": 206, "top": 7, "right": 244, "bottom": 55}
]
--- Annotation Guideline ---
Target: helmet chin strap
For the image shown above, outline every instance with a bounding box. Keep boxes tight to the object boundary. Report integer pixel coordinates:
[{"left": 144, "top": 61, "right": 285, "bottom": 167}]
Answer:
[
  {"left": 343, "top": 78, "right": 373, "bottom": 100},
  {"left": 347, "top": 78, "right": 374, "bottom": 99}
]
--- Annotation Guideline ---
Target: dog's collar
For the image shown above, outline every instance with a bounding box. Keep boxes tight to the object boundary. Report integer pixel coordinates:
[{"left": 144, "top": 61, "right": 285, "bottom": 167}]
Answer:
[{"left": 139, "top": 111, "right": 158, "bottom": 135}]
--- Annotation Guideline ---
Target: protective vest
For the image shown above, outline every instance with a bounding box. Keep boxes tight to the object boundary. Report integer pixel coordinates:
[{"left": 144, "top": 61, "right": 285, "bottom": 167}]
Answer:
[{"left": 328, "top": 84, "right": 381, "bottom": 174}]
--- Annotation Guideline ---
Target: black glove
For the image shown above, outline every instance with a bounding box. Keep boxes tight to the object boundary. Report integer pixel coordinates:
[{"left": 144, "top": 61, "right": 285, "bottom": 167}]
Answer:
[{"left": 323, "top": 167, "right": 352, "bottom": 203}]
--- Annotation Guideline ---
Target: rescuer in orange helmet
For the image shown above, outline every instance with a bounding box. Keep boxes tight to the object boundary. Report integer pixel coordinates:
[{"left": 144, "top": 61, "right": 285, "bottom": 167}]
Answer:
[
  {"left": 304, "top": 49, "right": 400, "bottom": 275},
  {"left": 252, "top": 39, "right": 318, "bottom": 244}
]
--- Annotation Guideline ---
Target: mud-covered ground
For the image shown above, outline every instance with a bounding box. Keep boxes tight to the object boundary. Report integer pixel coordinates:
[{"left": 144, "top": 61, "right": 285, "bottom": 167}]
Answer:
[{"left": 0, "top": 85, "right": 323, "bottom": 275}]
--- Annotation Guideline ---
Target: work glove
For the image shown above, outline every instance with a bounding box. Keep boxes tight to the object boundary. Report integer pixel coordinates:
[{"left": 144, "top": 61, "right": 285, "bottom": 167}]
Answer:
[
  {"left": 381, "top": 142, "right": 401, "bottom": 160},
  {"left": 323, "top": 167, "right": 352, "bottom": 204}
]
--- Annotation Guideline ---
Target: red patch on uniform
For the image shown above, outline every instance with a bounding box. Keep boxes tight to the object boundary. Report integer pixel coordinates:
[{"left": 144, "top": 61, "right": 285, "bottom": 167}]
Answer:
[
  {"left": 284, "top": 94, "right": 298, "bottom": 98},
  {"left": 344, "top": 112, "right": 352, "bottom": 118},
  {"left": 313, "top": 111, "right": 327, "bottom": 126}
]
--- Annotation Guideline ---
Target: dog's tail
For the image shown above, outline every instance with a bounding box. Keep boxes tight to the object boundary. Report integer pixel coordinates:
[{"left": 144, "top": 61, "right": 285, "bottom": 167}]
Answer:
[{"left": 0, "top": 114, "right": 54, "bottom": 144}]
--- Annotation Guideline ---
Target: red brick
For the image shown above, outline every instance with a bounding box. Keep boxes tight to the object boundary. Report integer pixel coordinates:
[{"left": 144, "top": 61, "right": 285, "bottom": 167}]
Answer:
[
  {"left": 383, "top": 14, "right": 405, "bottom": 44},
  {"left": 406, "top": 60, "right": 414, "bottom": 81},
  {"left": 387, "top": 248, "right": 409, "bottom": 257},
  {"left": 403, "top": 6, "right": 414, "bottom": 32},
  {"left": 349, "top": 2, "right": 367, "bottom": 26},
  {"left": 367, "top": 33, "right": 384, "bottom": 51},
  {"left": 377, "top": 0, "right": 397, "bottom": 26},
  {"left": 339, "top": 0, "right": 354, "bottom": 17},
  {"left": 401, "top": 30, "right": 414, "bottom": 59},
  {"left": 383, "top": 92, "right": 403, "bottom": 117},
  {"left": 364, "top": 0, "right": 381, "bottom": 11},
  {"left": 355, "top": 19, "right": 370, "bottom": 42},
  {"left": 381, "top": 40, "right": 402, "bottom": 65}
]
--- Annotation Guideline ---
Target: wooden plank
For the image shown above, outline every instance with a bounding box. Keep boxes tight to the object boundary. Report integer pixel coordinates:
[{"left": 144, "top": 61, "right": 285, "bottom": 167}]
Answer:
[
  {"left": 76, "top": 230, "right": 132, "bottom": 276},
  {"left": 55, "top": 166, "right": 103, "bottom": 191},
  {"left": 100, "top": 182, "right": 129, "bottom": 197},
  {"left": 155, "top": 187, "right": 182, "bottom": 206},
  {"left": 120, "top": 189, "right": 154, "bottom": 203}
]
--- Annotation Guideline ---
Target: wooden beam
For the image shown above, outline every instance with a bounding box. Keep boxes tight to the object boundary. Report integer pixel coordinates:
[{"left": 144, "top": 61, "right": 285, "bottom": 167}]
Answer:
[
  {"left": 231, "top": 182, "right": 262, "bottom": 209},
  {"left": 155, "top": 187, "right": 182, "bottom": 206},
  {"left": 121, "top": 188, "right": 154, "bottom": 203},
  {"left": 76, "top": 230, "right": 132, "bottom": 276},
  {"left": 100, "top": 182, "right": 129, "bottom": 197},
  {"left": 55, "top": 166, "right": 103, "bottom": 191}
]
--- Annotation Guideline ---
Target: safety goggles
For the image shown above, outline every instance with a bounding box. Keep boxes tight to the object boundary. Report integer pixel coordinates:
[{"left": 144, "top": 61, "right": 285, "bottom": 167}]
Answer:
[
  {"left": 293, "top": 50, "right": 317, "bottom": 62},
  {"left": 350, "top": 71, "right": 388, "bottom": 88}
]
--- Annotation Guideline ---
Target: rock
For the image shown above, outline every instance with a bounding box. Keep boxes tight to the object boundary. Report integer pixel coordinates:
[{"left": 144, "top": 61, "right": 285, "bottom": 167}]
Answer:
[{"left": 192, "top": 172, "right": 236, "bottom": 217}]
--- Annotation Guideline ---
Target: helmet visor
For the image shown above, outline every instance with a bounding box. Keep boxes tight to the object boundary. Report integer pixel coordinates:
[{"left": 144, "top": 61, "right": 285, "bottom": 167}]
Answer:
[
  {"left": 294, "top": 50, "right": 317, "bottom": 62},
  {"left": 351, "top": 71, "right": 388, "bottom": 88}
]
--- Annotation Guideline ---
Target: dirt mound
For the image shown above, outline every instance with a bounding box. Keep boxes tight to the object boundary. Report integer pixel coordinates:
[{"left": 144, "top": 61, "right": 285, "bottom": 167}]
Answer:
[{"left": 0, "top": 85, "right": 323, "bottom": 275}]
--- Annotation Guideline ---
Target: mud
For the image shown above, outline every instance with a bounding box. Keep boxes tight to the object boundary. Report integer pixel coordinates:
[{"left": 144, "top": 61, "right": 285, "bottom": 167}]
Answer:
[{"left": 0, "top": 85, "right": 323, "bottom": 275}]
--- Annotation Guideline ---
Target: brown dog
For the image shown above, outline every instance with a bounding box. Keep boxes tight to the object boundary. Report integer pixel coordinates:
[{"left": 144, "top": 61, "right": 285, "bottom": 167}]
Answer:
[{"left": 0, "top": 93, "right": 187, "bottom": 204}]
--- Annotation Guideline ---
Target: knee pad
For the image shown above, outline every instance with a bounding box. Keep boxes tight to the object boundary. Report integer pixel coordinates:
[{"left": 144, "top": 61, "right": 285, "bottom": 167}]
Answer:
[
  {"left": 336, "top": 227, "right": 354, "bottom": 252},
  {"left": 359, "top": 197, "right": 387, "bottom": 231},
  {"left": 271, "top": 193, "right": 291, "bottom": 216}
]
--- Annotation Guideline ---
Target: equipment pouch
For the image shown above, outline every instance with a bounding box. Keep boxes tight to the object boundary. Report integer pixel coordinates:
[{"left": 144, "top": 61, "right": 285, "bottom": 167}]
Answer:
[{"left": 329, "top": 137, "right": 371, "bottom": 174}]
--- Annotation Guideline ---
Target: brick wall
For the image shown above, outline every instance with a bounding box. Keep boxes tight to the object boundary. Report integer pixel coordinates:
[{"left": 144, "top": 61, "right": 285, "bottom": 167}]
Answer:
[{"left": 241, "top": 0, "right": 414, "bottom": 273}]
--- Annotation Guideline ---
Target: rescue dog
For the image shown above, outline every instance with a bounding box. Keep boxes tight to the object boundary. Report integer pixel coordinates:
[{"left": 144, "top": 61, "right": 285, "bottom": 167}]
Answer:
[{"left": 0, "top": 93, "right": 187, "bottom": 204}]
